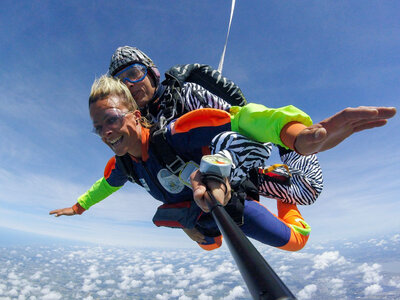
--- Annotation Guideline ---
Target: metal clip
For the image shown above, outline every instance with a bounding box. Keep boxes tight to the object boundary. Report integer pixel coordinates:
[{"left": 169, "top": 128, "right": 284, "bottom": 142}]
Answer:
[{"left": 166, "top": 155, "right": 186, "bottom": 174}]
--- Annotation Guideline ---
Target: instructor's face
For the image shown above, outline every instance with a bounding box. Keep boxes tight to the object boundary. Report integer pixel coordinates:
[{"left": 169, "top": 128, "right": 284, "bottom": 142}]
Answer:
[{"left": 123, "top": 74, "right": 156, "bottom": 109}]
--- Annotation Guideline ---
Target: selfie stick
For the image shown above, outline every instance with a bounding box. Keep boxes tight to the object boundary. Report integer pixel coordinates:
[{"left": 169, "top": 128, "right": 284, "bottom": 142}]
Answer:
[{"left": 200, "top": 156, "right": 296, "bottom": 300}]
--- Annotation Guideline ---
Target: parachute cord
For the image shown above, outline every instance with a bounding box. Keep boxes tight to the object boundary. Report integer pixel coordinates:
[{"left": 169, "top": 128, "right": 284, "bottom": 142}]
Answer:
[{"left": 218, "top": 0, "right": 236, "bottom": 73}]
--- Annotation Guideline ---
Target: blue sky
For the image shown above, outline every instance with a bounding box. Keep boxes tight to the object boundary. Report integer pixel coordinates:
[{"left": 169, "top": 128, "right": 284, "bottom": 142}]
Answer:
[{"left": 0, "top": 0, "right": 399, "bottom": 248}]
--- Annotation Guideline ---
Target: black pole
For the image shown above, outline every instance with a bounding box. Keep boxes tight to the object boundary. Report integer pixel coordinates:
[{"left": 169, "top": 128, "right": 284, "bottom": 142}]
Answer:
[{"left": 207, "top": 192, "right": 296, "bottom": 300}]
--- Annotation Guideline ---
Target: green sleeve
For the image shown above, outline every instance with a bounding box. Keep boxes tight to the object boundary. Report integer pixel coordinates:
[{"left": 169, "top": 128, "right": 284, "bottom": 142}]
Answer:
[
  {"left": 230, "top": 103, "right": 313, "bottom": 149},
  {"left": 77, "top": 177, "right": 122, "bottom": 210}
]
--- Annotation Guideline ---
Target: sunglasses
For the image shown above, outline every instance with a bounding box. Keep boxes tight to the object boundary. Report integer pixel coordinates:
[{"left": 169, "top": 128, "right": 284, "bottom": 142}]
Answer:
[
  {"left": 114, "top": 63, "right": 147, "bottom": 84},
  {"left": 92, "top": 108, "right": 131, "bottom": 137}
]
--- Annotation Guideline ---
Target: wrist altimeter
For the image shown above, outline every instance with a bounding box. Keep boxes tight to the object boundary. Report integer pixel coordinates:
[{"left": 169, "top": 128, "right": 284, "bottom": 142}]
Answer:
[{"left": 200, "top": 155, "right": 232, "bottom": 178}]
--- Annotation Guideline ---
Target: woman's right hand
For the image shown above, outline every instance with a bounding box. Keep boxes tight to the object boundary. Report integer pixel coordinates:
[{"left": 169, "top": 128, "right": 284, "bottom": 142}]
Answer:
[
  {"left": 190, "top": 170, "right": 231, "bottom": 213},
  {"left": 49, "top": 207, "right": 76, "bottom": 217}
]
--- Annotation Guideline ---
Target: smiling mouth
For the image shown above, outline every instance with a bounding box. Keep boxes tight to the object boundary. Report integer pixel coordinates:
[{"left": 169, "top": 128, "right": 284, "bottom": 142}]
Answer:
[{"left": 109, "top": 136, "right": 123, "bottom": 148}]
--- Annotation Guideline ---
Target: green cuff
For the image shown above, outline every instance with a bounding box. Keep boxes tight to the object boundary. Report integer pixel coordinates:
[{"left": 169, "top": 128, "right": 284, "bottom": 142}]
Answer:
[
  {"left": 230, "top": 103, "right": 313, "bottom": 148},
  {"left": 77, "top": 177, "right": 122, "bottom": 210},
  {"left": 290, "top": 219, "right": 311, "bottom": 236}
]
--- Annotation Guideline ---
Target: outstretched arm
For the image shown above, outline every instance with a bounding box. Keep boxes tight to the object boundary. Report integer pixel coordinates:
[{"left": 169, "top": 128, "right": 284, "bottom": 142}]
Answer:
[
  {"left": 49, "top": 157, "right": 126, "bottom": 218},
  {"left": 293, "top": 106, "right": 396, "bottom": 155}
]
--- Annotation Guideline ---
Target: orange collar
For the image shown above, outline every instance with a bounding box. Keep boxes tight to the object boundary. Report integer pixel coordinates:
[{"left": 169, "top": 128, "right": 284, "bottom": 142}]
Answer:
[{"left": 129, "top": 127, "right": 150, "bottom": 162}]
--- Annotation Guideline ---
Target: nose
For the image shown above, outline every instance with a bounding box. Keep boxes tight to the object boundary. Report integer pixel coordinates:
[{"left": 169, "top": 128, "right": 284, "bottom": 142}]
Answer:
[{"left": 101, "top": 127, "right": 113, "bottom": 138}]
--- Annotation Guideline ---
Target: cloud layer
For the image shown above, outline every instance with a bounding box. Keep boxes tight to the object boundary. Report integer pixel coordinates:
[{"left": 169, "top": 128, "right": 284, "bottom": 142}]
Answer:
[{"left": 0, "top": 233, "right": 399, "bottom": 299}]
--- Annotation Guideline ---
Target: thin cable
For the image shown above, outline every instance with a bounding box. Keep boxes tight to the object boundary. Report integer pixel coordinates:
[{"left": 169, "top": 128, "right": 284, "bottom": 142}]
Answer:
[{"left": 218, "top": 0, "right": 236, "bottom": 73}]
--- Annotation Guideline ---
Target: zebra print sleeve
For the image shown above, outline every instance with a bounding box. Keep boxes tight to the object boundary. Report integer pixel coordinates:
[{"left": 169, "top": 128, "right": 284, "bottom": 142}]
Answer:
[
  {"left": 258, "top": 146, "right": 324, "bottom": 205},
  {"left": 210, "top": 132, "right": 323, "bottom": 205},
  {"left": 182, "top": 82, "right": 232, "bottom": 111},
  {"left": 210, "top": 131, "right": 273, "bottom": 185}
]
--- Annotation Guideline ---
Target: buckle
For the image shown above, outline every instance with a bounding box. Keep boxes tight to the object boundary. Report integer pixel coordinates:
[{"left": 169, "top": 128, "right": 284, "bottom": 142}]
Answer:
[{"left": 166, "top": 156, "right": 186, "bottom": 174}]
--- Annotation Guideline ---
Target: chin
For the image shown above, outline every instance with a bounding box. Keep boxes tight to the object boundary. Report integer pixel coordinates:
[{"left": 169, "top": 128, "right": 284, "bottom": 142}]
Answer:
[
  {"left": 107, "top": 145, "right": 127, "bottom": 157},
  {"left": 114, "top": 149, "right": 128, "bottom": 157}
]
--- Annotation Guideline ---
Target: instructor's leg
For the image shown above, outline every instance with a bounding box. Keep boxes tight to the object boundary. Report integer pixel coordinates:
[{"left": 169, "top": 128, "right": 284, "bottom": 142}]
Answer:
[{"left": 240, "top": 200, "right": 310, "bottom": 251}]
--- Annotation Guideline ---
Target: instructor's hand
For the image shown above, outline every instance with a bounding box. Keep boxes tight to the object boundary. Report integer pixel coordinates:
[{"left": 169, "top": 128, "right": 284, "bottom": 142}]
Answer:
[
  {"left": 190, "top": 170, "right": 231, "bottom": 213},
  {"left": 49, "top": 207, "right": 76, "bottom": 217},
  {"left": 294, "top": 106, "right": 396, "bottom": 155}
]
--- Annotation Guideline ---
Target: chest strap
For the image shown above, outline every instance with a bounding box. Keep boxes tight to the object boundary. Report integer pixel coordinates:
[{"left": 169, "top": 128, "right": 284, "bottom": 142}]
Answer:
[{"left": 150, "top": 126, "right": 186, "bottom": 175}]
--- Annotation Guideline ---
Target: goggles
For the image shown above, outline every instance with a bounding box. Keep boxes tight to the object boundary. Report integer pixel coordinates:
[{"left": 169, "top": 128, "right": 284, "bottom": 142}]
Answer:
[
  {"left": 114, "top": 63, "right": 147, "bottom": 84},
  {"left": 92, "top": 108, "right": 131, "bottom": 137}
]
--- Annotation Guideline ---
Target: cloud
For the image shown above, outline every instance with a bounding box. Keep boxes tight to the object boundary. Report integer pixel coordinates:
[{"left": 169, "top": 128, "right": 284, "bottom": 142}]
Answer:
[
  {"left": 1, "top": 233, "right": 399, "bottom": 299},
  {"left": 222, "top": 286, "right": 246, "bottom": 300},
  {"left": 88, "top": 264, "right": 100, "bottom": 279},
  {"left": 364, "top": 283, "right": 383, "bottom": 296},
  {"left": 41, "top": 288, "right": 62, "bottom": 300},
  {"left": 297, "top": 284, "right": 317, "bottom": 300},
  {"left": 328, "top": 278, "right": 346, "bottom": 297},
  {"left": 176, "top": 279, "right": 190, "bottom": 288},
  {"left": 391, "top": 234, "right": 400, "bottom": 243},
  {"left": 312, "top": 251, "right": 347, "bottom": 270},
  {"left": 198, "top": 293, "right": 213, "bottom": 300},
  {"left": 30, "top": 271, "right": 42, "bottom": 280},
  {"left": 155, "top": 264, "right": 174, "bottom": 276},
  {"left": 97, "top": 290, "right": 108, "bottom": 297},
  {"left": 82, "top": 278, "right": 97, "bottom": 292},
  {"left": 358, "top": 263, "right": 383, "bottom": 284},
  {"left": 388, "top": 277, "right": 400, "bottom": 289}
]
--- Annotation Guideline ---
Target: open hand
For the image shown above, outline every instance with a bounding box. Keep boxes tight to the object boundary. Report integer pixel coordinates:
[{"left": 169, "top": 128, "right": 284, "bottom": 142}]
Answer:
[
  {"left": 294, "top": 106, "right": 396, "bottom": 155},
  {"left": 49, "top": 207, "right": 76, "bottom": 217}
]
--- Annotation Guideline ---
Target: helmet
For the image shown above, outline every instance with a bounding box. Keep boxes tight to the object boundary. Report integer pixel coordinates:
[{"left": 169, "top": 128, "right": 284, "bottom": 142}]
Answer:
[{"left": 109, "top": 46, "right": 160, "bottom": 85}]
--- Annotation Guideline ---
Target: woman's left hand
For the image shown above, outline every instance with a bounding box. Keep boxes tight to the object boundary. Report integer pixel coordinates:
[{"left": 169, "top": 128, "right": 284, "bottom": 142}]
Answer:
[{"left": 49, "top": 207, "right": 76, "bottom": 217}]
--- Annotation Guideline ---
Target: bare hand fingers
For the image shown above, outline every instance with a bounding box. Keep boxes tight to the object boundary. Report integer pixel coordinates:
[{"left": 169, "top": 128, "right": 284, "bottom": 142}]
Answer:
[
  {"left": 353, "top": 119, "right": 388, "bottom": 132},
  {"left": 339, "top": 107, "right": 396, "bottom": 123},
  {"left": 49, "top": 210, "right": 61, "bottom": 216}
]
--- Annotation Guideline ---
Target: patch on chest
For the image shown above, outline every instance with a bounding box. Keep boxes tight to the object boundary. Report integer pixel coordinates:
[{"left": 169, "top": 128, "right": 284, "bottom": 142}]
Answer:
[{"left": 157, "top": 169, "right": 185, "bottom": 194}]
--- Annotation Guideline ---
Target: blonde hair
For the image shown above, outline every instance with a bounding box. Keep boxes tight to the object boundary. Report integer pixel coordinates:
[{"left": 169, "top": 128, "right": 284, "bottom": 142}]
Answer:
[{"left": 89, "top": 75, "right": 151, "bottom": 127}]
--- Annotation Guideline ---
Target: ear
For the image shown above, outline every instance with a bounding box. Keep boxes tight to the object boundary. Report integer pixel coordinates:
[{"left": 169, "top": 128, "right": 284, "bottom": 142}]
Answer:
[
  {"left": 133, "top": 110, "right": 142, "bottom": 119},
  {"left": 132, "top": 110, "right": 142, "bottom": 125}
]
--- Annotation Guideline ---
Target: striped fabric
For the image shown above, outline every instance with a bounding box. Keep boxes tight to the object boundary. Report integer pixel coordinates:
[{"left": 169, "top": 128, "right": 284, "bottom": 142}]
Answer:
[
  {"left": 181, "top": 82, "right": 232, "bottom": 112},
  {"left": 259, "top": 150, "right": 323, "bottom": 205},
  {"left": 210, "top": 132, "right": 323, "bottom": 205},
  {"left": 211, "top": 131, "right": 272, "bottom": 183},
  {"left": 158, "top": 81, "right": 323, "bottom": 205}
]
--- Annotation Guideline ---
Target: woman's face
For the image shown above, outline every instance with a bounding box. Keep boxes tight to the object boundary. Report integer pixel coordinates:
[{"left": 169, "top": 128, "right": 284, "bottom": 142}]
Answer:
[{"left": 90, "top": 96, "right": 143, "bottom": 157}]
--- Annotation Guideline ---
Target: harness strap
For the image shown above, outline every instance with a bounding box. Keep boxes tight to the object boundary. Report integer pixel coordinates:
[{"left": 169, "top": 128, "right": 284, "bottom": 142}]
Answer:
[
  {"left": 150, "top": 126, "right": 186, "bottom": 175},
  {"left": 115, "top": 154, "right": 143, "bottom": 186}
]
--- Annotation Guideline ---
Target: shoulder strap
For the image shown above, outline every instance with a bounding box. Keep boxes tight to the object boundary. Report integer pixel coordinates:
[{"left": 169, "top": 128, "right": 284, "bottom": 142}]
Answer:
[
  {"left": 149, "top": 125, "right": 186, "bottom": 175},
  {"left": 115, "top": 154, "right": 143, "bottom": 186}
]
